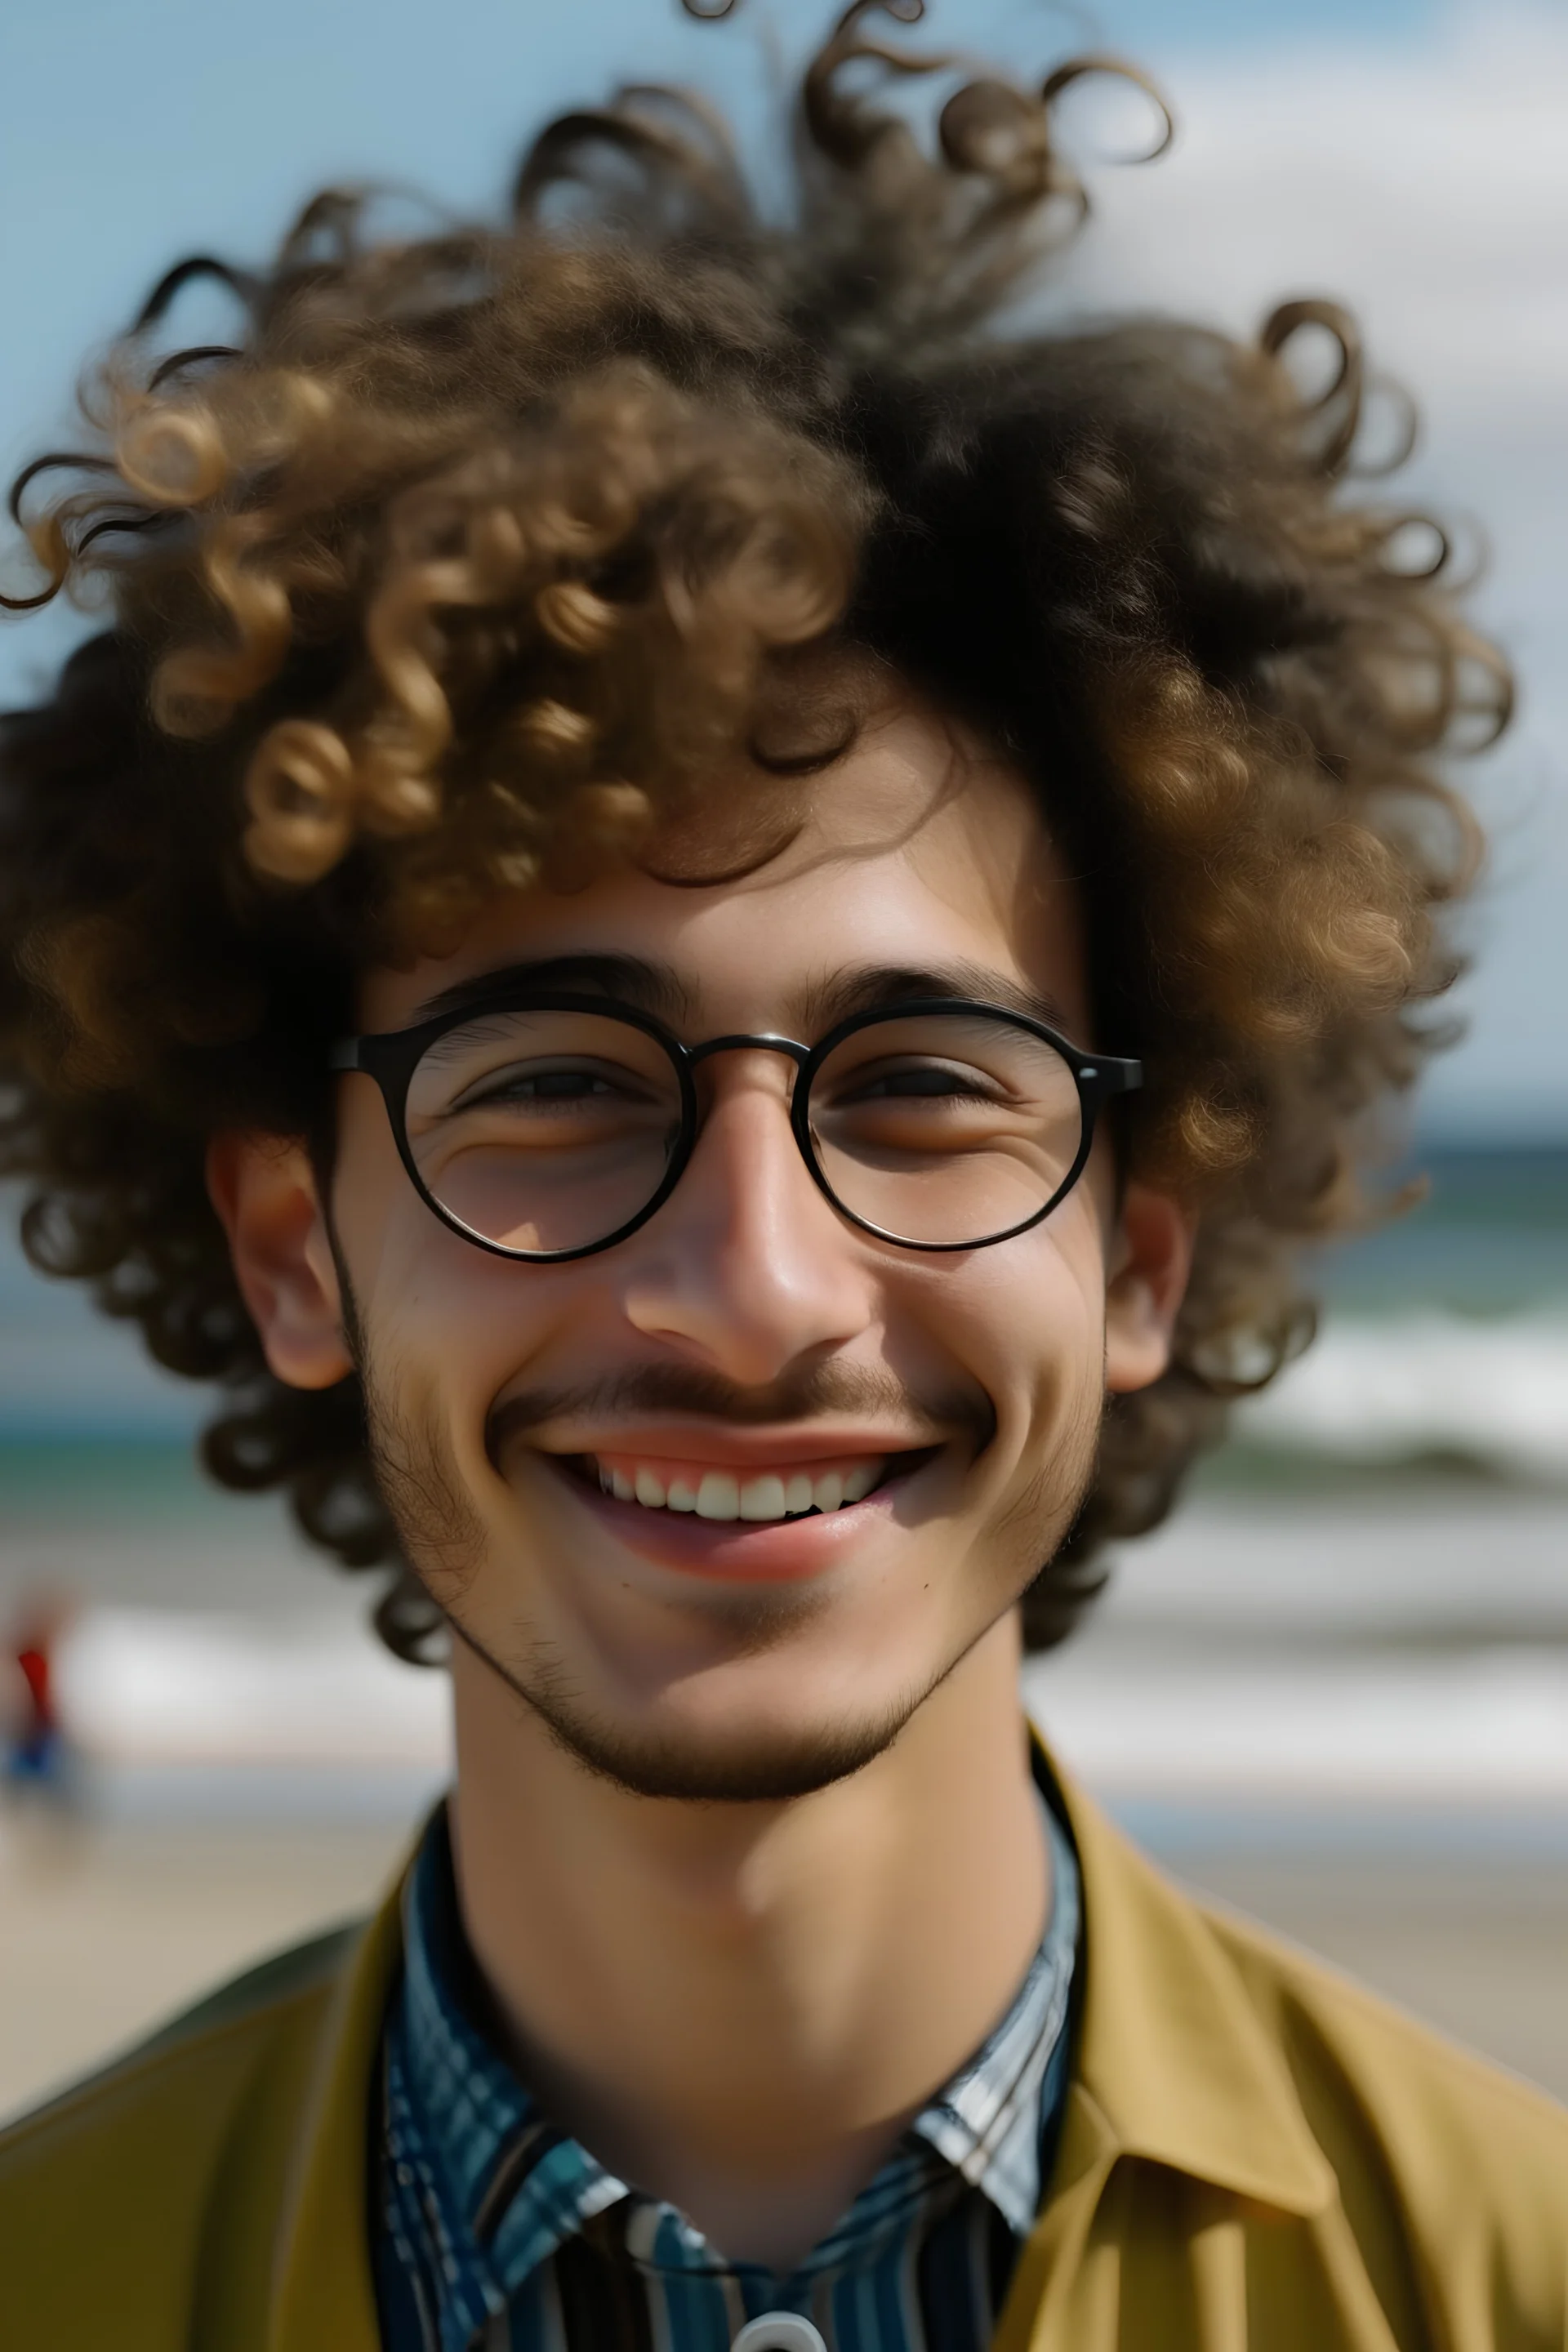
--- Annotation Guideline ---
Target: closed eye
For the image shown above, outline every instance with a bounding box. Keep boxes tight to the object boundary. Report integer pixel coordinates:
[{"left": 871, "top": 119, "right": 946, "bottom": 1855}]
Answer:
[
  {"left": 832, "top": 1058, "right": 1007, "bottom": 1106},
  {"left": 447, "top": 1059, "right": 664, "bottom": 1115}
]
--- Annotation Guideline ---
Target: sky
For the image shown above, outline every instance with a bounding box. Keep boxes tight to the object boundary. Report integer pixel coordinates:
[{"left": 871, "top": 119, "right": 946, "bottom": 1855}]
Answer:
[{"left": 0, "top": 0, "right": 1565, "bottom": 1139}]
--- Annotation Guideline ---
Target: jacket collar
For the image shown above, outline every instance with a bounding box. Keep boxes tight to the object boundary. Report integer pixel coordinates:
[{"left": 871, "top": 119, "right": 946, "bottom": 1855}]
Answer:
[
  {"left": 1047, "top": 1756, "right": 1334, "bottom": 2217},
  {"left": 266, "top": 1863, "right": 405, "bottom": 2352},
  {"left": 262, "top": 1742, "right": 1333, "bottom": 2349}
]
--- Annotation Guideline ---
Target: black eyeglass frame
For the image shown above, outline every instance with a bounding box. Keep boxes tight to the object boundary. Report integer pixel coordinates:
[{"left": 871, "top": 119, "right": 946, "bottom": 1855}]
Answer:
[{"left": 328, "top": 991, "right": 1143, "bottom": 1263}]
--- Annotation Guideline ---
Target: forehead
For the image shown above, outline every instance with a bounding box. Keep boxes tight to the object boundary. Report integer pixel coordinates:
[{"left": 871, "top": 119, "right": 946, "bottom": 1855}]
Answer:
[{"left": 361, "top": 696, "right": 1089, "bottom": 1035}]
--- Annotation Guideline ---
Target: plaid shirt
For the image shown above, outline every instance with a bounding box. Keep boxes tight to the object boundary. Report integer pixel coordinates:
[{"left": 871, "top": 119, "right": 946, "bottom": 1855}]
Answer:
[{"left": 374, "top": 1788, "right": 1080, "bottom": 2352}]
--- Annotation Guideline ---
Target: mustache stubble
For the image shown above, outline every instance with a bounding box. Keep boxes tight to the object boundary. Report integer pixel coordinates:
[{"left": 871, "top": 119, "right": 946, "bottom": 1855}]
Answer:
[{"left": 484, "top": 1357, "right": 996, "bottom": 1472}]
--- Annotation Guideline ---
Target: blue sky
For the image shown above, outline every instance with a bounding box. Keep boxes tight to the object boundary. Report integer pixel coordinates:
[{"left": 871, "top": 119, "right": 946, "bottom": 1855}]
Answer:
[
  {"left": 0, "top": 0, "right": 1460, "bottom": 429},
  {"left": 1, "top": 0, "right": 1564, "bottom": 1140}
]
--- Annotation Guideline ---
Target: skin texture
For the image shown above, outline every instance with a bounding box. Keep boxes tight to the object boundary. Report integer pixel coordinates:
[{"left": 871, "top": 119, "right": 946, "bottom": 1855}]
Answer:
[{"left": 210, "top": 687, "right": 1191, "bottom": 2264}]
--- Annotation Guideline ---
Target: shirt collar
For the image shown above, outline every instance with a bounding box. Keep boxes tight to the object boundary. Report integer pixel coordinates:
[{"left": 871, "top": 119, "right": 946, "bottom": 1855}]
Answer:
[
  {"left": 912, "top": 1793, "right": 1079, "bottom": 2235},
  {"left": 386, "top": 1810, "right": 626, "bottom": 2347}
]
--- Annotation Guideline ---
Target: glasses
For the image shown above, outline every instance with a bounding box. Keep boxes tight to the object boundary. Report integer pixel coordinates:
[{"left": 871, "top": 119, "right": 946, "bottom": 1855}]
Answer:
[{"left": 329, "top": 993, "right": 1142, "bottom": 1263}]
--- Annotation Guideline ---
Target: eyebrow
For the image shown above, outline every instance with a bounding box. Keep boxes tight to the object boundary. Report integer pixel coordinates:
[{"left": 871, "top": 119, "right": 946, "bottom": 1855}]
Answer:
[
  {"left": 797, "top": 963, "right": 1073, "bottom": 1038},
  {"left": 406, "top": 954, "right": 1071, "bottom": 1039},
  {"left": 408, "top": 953, "right": 694, "bottom": 1028}
]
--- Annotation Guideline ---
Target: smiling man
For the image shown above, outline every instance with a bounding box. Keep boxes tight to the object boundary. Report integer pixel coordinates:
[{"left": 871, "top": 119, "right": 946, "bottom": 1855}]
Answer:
[{"left": 1, "top": 6, "right": 1566, "bottom": 2349}]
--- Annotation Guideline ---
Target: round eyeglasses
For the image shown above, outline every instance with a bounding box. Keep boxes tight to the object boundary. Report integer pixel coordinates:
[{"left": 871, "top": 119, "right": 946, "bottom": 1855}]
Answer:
[{"left": 328, "top": 993, "right": 1142, "bottom": 1263}]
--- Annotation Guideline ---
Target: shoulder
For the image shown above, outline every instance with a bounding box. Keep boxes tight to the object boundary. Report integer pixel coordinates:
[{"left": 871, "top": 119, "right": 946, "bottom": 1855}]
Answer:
[
  {"left": 1052, "top": 1761, "right": 1568, "bottom": 2344},
  {"left": 1204, "top": 1892, "right": 1568, "bottom": 2310},
  {"left": 0, "top": 1924, "right": 361, "bottom": 2349},
  {"left": 0, "top": 1919, "right": 358, "bottom": 2171}
]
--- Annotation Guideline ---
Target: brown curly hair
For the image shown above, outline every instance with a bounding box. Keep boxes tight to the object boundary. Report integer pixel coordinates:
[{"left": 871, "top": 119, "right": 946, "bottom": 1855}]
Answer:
[{"left": 0, "top": 0, "right": 1505, "bottom": 1659}]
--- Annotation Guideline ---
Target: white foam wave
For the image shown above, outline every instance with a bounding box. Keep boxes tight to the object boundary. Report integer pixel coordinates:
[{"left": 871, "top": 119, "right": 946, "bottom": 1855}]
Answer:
[
  {"left": 51, "top": 1608, "right": 451, "bottom": 1768},
  {"left": 1237, "top": 1314, "right": 1568, "bottom": 1481},
  {"left": 20, "top": 1601, "right": 1568, "bottom": 1807}
]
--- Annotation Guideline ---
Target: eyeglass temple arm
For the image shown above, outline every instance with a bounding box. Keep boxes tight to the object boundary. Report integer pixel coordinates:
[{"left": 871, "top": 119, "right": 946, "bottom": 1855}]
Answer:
[{"left": 1078, "top": 1055, "right": 1143, "bottom": 1103}]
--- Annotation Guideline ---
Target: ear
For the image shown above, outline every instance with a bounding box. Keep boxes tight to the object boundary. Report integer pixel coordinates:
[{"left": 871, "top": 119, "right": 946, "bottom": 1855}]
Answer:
[
  {"left": 1103, "top": 1179, "right": 1195, "bottom": 1396},
  {"left": 206, "top": 1131, "right": 354, "bottom": 1390}
]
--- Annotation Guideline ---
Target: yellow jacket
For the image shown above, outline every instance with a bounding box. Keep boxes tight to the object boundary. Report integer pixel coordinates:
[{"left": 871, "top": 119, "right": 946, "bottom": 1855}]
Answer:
[{"left": 2, "top": 1764, "right": 1565, "bottom": 2349}]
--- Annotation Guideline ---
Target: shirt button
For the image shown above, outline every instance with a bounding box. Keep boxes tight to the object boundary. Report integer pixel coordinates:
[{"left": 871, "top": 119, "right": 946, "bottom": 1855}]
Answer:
[{"left": 731, "top": 2317, "right": 827, "bottom": 2352}]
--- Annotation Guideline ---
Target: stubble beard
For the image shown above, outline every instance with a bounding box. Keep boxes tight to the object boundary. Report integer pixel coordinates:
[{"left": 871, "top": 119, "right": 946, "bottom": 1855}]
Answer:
[{"left": 359, "top": 1339, "right": 1102, "bottom": 1807}]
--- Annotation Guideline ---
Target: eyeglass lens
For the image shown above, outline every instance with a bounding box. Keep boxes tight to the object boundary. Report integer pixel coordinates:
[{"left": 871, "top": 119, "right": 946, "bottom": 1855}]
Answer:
[{"left": 402, "top": 1007, "right": 1087, "bottom": 1256}]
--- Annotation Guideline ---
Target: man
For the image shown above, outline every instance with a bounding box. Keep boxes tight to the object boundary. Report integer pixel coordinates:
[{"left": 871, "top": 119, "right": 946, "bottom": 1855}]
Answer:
[{"left": 1, "top": 4, "right": 1563, "bottom": 2346}]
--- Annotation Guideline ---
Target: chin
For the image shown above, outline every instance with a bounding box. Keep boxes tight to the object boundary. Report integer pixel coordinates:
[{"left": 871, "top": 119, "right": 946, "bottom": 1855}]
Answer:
[
  {"left": 534, "top": 1704, "right": 917, "bottom": 1804},
  {"left": 474, "top": 1618, "right": 933, "bottom": 1802}
]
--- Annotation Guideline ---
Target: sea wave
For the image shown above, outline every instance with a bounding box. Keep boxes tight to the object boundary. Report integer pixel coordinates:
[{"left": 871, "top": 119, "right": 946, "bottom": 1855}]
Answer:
[
  {"left": 16, "top": 1599, "right": 1568, "bottom": 1807},
  {"left": 1238, "top": 1312, "right": 1568, "bottom": 1481}
]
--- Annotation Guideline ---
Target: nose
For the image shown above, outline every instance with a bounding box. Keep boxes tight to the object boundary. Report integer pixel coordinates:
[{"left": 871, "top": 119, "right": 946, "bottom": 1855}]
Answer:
[{"left": 618, "top": 1053, "right": 876, "bottom": 1385}]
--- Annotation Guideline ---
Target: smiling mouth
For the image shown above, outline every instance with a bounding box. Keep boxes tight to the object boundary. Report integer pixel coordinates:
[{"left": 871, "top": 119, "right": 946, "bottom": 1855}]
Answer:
[{"left": 566, "top": 1450, "right": 922, "bottom": 1524}]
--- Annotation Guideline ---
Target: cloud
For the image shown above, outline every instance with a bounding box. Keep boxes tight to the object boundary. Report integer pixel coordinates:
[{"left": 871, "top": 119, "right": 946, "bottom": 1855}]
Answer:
[
  {"left": 1062, "top": 1, "right": 1568, "bottom": 412},
  {"left": 1050, "top": 0, "right": 1568, "bottom": 1131}
]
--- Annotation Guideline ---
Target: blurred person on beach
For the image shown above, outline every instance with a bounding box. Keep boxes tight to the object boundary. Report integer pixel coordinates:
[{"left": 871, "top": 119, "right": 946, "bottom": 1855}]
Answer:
[
  {"left": 0, "top": 2, "right": 1564, "bottom": 2345},
  {"left": 1, "top": 1592, "right": 75, "bottom": 1806}
]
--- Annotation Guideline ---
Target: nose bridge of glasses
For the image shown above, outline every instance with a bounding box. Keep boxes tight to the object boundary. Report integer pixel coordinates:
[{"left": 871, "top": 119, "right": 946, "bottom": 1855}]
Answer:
[{"left": 686, "top": 1031, "right": 813, "bottom": 1076}]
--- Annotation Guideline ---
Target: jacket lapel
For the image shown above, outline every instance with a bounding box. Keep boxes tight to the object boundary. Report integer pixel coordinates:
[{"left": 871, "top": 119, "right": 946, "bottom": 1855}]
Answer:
[
  {"left": 1049, "top": 1766, "right": 1334, "bottom": 2216},
  {"left": 265, "top": 1873, "right": 408, "bottom": 2352}
]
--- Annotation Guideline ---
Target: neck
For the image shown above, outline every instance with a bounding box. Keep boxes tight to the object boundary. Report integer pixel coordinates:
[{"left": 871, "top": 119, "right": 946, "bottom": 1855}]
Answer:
[{"left": 447, "top": 1615, "right": 1048, "bottom": 2270}]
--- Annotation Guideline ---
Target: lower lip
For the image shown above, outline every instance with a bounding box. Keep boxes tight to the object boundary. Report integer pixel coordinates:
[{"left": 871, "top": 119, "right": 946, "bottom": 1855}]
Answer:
[{"left": 543, "top": 1459, "right": 909, "bottom": 1580}]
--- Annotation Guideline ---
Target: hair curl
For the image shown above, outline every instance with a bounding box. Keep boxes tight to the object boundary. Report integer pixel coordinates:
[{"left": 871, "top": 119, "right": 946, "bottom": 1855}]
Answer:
[{"left": 0, "top": 0, "right": 1504, "bottom": 1658}]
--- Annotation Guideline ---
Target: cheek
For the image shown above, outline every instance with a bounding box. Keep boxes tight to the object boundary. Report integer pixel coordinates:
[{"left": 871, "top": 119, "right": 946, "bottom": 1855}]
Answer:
[
  {"left": 943, "top": 1194, "right": 1109, "bottom": 1433},
  {"left": 332, "top": 1084, "right": 556, "bottom": 1418},
  {"left": 980, "top": 1210, "right": 1110, "bottom": 1544}
]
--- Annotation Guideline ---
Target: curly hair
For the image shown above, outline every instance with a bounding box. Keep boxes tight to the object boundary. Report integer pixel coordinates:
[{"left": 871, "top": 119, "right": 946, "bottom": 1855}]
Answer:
[{"left": 0, "top": 0, "right": 1505, "bottom": 1659}]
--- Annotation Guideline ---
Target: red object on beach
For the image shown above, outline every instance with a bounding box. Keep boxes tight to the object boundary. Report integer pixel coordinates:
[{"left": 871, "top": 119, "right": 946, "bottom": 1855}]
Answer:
[{"left": 16, "top": 1643, "right": 56, "bottom": 1734}]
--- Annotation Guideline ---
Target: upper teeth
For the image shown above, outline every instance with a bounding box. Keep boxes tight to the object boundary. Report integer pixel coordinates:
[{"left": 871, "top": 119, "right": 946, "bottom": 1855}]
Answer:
[{"left": 595, "top": 1462, "right": 881, "bottom": 1521}]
